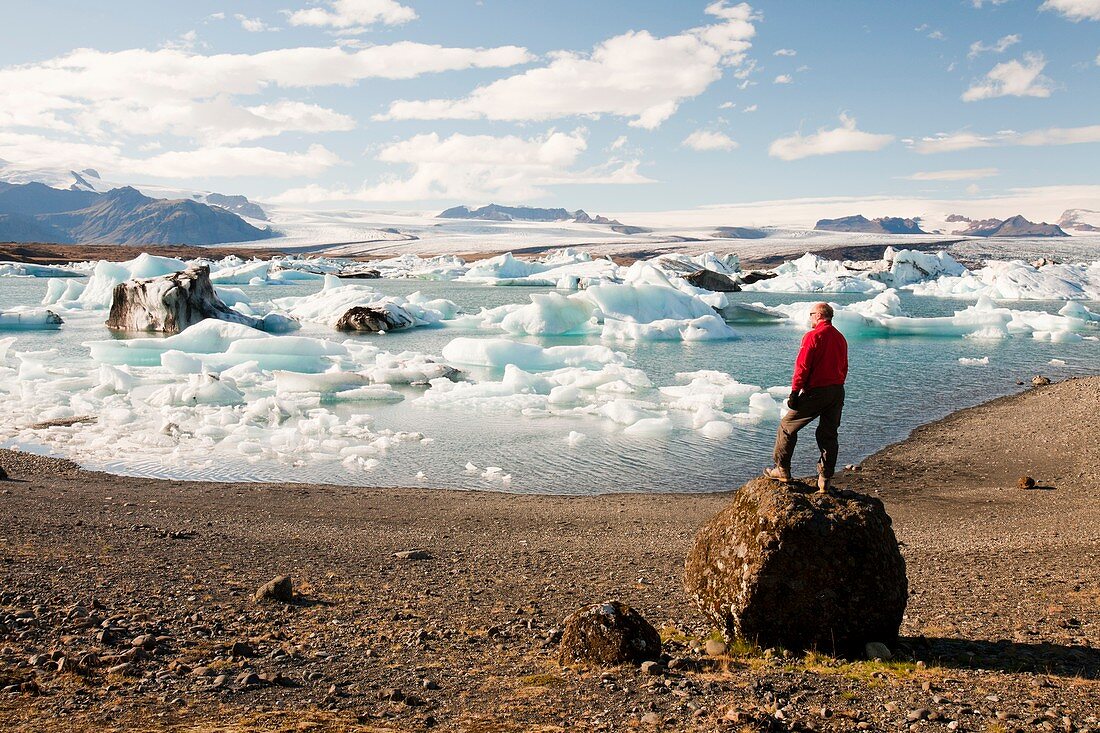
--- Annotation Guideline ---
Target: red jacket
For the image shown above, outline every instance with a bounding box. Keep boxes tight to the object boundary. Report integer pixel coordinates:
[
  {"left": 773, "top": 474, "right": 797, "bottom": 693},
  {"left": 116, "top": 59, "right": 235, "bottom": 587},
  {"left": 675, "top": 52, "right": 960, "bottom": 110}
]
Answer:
[{"left": 791, "top": 321, "right": 848, "bottom": 391}]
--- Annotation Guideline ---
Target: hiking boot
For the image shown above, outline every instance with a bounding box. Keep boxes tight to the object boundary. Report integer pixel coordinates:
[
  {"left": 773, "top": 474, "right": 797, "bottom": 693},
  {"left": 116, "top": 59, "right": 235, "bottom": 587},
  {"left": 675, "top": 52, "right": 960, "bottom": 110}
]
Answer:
[
  {"left": 763, "top": 466, "right": 791, "bottom": 483},
  {"left": 816, "top": 474, "right": 829, "bottom": 493}
]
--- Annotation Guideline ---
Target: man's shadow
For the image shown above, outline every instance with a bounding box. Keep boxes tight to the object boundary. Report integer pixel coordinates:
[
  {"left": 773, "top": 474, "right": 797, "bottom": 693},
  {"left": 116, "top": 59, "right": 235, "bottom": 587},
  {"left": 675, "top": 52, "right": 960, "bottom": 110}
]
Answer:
[{"left": 898, "top": 636, "right": 1100, "bottom": 679}]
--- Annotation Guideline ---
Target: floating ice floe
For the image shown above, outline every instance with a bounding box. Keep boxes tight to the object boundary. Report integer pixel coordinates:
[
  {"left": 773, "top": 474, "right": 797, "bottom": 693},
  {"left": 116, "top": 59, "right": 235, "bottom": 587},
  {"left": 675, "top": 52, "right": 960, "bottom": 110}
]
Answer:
[
  {"left": 271, "top": 275, "right": 456, "bottom": 331},
  {"left": 741, "top": 253, "right": 884, "bottom": 294},
  {"left": 905, "top": 259, "right": 1100, "bottom": 301},
  {"left": 0, "top": 307, "right": 63, "bottom": 330},
  {"left": 756, "top": 289, "right": 1100, "bottom": 342},
  {"left": 449, "top": 262, "right": 738, "bottom": 341},
  {"left": 85, "top": 318, "right": 347, "bottom": 371},
  {"left": 43, "top": 253, "right": 188, "bottom": 310},
  {"left": 958, "top": 356, "right": 990, "bottom": 365},
  {"left": 0, "top": 261, "right": 84, "bottom": 278}
]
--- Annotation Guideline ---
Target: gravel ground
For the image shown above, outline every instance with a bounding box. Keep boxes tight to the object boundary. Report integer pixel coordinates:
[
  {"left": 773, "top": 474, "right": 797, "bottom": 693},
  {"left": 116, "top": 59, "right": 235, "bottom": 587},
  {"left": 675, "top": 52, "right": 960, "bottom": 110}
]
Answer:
[{"left": 0, "top": 377, "right": 1097, "bottom": 732}]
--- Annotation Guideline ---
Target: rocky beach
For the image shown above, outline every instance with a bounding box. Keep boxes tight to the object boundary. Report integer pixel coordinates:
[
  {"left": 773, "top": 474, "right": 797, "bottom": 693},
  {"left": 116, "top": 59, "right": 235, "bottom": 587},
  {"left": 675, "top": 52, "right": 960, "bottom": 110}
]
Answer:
[{"left": 0, "top": 376, "right": 1097, "bottom": 732}]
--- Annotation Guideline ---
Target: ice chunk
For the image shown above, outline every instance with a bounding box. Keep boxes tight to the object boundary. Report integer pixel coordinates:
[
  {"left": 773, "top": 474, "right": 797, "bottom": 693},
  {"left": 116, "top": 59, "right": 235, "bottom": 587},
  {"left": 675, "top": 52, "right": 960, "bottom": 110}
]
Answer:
[
  {"left": 742, "top": 253, "right": 884, "bottom": 294},
  {"left": 146, "top": 373, "right": 245, "bottom": 407},
  {"left": 272, "top": 276, "right": 454, "bottom": 330},
  {"left": 0, "top": 307, "right": 63, "bottom": 330},
  {"left": 45, "top": 253, "right": 187, "bottom": 309},
  {"left": 499, "top": 292, "right": 596, "bottom": 336},
  {"left": 0, "top": 335, "right": 16, "bottom": 362},
  {"left": 86, "top": 318, "right": 344, "bottom": 372},
  {"left": 623, "top": 417, "right": 673, "bottom": 437},
  {"left": 274, "top": 371, "right": 371, "bottom": 394},
  {"left": 699, "top": 421, "right": 734, "bottom": 439},
  {"left": 0, "top": 261, "right": 83, "bottom": 278},
  {"left": 441, "top": 337, "right": 630, "bottom": 371},
  {"left": 906, "top": 259, "right": 1100, "bottom": 301},
  {"left": 958, "top": 356, "right": 990, "bottom": 365},
  {"left": 565, "top": 430, "right": 587, "bottom": 446}
]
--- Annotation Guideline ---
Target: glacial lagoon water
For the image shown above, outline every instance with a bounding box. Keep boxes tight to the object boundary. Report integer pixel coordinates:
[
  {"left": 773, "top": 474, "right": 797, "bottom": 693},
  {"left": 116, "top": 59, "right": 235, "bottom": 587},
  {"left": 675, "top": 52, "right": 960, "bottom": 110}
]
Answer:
[{"left": 1, "top": 275, "right": 1097, "bottom": 494}]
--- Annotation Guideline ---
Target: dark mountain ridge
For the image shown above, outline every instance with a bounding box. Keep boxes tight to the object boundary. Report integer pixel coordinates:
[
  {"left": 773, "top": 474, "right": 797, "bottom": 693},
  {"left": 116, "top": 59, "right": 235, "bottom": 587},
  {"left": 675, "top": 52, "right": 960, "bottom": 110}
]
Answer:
[
  {"left": 814, "top": 215, "right": 926, "bottom": 234},
  {"left": 0, "top": 183, "right": 276, "bottom": 245}
]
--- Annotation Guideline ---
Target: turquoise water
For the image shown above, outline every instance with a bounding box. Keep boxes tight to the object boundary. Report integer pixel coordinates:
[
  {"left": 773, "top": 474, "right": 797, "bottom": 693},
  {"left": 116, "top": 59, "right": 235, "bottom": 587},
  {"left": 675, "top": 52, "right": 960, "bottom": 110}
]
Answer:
[{"left": 2, "top": 276, "right": 1097, "bottom": 493}]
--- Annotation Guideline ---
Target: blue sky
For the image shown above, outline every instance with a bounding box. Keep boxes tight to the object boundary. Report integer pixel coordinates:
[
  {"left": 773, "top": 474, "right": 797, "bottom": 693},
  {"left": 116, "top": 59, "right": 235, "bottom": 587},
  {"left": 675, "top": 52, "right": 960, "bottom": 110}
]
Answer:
[{"left": 0, "top": 0, "right": 1097, "bottom": 216}]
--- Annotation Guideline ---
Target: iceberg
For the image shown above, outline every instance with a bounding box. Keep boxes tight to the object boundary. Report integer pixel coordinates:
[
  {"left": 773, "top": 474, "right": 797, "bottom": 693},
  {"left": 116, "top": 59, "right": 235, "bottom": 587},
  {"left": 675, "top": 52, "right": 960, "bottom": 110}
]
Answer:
[
  {"left": 272, "top": 276, "right": 455, "bottom": 331},
  {"left": 441, "top": 337, "right": 630, "bottom": 371},
  {"left": 85, "top": 318, "right": 346, "bottom": 372},
  {"left": 0, "top": 307, "right": 63, "bottom": 330},
  {"left": 905, "top": 259, "right": 1100, "bottom": 301},
  {"left": 742, "top": 253, "right": 884, "bottom": 294},
  {"left": 0, "top": 262, "right": 83, "bottom": 278},
  {"left": 44, "top": 253, "right": 188, "bottom": 310}
]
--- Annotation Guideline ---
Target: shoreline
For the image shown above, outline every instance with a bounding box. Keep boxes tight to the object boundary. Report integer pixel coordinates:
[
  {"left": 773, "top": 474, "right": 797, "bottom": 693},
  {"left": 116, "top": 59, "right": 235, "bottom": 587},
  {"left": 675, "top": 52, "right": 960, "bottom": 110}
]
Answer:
[{"left": 0, "top": 377, "right": 1097, "bottom": 731}]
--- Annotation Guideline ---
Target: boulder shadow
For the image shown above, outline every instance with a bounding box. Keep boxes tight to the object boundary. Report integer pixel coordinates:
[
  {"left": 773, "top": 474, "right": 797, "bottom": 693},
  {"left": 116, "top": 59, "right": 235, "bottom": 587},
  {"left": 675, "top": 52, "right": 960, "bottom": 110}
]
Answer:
[{"left": 898, "top": 636, "right": 1100, "bottom": 679}]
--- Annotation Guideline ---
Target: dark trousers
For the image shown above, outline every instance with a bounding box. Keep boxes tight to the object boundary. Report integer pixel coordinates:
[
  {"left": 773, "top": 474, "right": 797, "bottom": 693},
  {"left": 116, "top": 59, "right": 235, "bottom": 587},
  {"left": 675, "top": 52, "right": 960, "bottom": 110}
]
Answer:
[{"left": 772, "top": 384, "right": 845, "bottom": 478}]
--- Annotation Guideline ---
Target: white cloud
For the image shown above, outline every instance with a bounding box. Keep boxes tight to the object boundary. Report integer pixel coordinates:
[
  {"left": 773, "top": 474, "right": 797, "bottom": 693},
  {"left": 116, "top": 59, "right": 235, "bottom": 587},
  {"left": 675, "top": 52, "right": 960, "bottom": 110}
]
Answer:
[
  {"left": 0, "top": 43, "right": 531, "bottom": 146},
  {"left": 0, "top": 131, "right": 340, "bottom": 179},
  {"left": 928, "top": 30, "right": 946, "bottom": 40},
  {"left": 768, "top": 114, "right": 894, "bottom": 161},
  {"left": 773, "top": 74, "right": 792, "bottom": 84},
  {"left": 971, "top": 0, "right": 1009, "bottom": 7},
  {"left": 743, "top": 103, "right": 758, "bottom": 112},
  {"left": 206, "top": 12, "right": 227, "bottom": 21},
  {"left": 902, "top": 168, "right": 999, "bottom": 181},
  {"left": 773, "top": 48, "right": 796, "bottom": 56},
  {"left": 967, "top": 33, "right": 1020, "bottom": 59},
  {"left": 609, "top": 135, "right": 628, "bottom": 150},
  {"left": 913, "top": 124, "right": 1100, "bottom": 153},
  {"left": 285, "top": 0, "right": 417, "bottom": 32},
  {"left": 683, "top": 130, "right": 738, "bottom": 151},
  {"left": 1040, "top": 0, "right": 1100, "bottom": 21},
  {"left": 719, "top": 101, "right": 736, "bottom": 109},
  {"left": 272, "top": 129, "right": 655, "bottom": 204},
  {"left": 377, "top": 2, "right": 759, "bottom": 129},
  {"left": 236, "top": 14, "right": 276, "bottom": 32},
  {"left": 962, "top": 53, "right": 1055, "bottom": 100}
]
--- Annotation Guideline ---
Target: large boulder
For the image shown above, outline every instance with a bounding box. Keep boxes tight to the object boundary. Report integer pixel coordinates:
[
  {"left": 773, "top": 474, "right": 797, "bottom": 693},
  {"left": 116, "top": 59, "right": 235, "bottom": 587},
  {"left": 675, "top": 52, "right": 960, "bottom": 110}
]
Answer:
[
  {"left": 558, "top": 600, "right": 661, "bottom": 666},
  {"left": 107, "top": 265, "right": 260, "bottom": 334},
  {"left": 685, "top": 268, "right": 741, "bottom": 292},
  {"left": 684, "top": 478, "right": 907, "bottom": 656}
]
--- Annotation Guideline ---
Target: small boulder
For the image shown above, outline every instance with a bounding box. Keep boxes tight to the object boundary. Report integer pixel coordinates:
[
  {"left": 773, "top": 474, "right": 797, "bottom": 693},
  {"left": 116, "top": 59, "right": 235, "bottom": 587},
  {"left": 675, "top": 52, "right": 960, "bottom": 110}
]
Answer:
[
  {"left": 684, "top": 478, "right": 907, "bottom": 656},
  {"left": 0, "top": 465, "right": 7, "bottom": 481},
  {"left": 1032, "top": 375, "right": 1051, "bottom": 387},
  {"left": 704, "top": 639, "right": 728, "bottom": 657},
  {"left": 254, "top": 575, "right": 293, "bottom": 603},
  {"left": 394, "top": 549, "right": 432, "bottom": 561},
  {"left": 685, "top": 268, "right": 740, "bottom": 293},
  {"left": 865, "top": 642, "right": 892, "bottom": 660},
  {"left": 1017, "top": 476, "right": 1036, "bottom": 490},
  {"left": 557, "top": 600, "right": 661, "bottom": 666}
]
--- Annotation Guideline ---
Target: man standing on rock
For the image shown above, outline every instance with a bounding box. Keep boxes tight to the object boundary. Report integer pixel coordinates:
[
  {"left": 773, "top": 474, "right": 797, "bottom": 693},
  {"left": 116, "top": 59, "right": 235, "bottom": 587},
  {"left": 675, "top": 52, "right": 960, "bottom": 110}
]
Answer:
[{"left": 765, "top": 302, "right": 848, "bottom": 493}]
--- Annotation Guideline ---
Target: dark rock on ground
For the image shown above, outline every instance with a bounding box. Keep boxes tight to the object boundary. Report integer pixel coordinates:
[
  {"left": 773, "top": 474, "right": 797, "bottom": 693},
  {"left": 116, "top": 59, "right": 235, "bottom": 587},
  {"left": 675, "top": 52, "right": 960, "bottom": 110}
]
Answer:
[
  {"left": 685, "top": 269, "right": 740, "bottom": 292},
  {"left": 254, "top": 575, "right": 293, "bottom": 603},
  {"left": 106, "top": 265, "right": 261, "bottom": 334},
  {"left": 684, "top": 478, "right": 907, "bottom": 656},
  {"left": 557, "top": 600, "right": 662, "bottom": 666}
]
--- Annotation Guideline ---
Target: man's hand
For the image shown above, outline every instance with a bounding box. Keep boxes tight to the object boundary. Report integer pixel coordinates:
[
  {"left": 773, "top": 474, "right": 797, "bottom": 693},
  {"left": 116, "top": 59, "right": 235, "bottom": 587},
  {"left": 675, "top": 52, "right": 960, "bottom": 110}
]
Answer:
[{"left": 787, "top": 390, "right": 800, "bottom": 410}]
